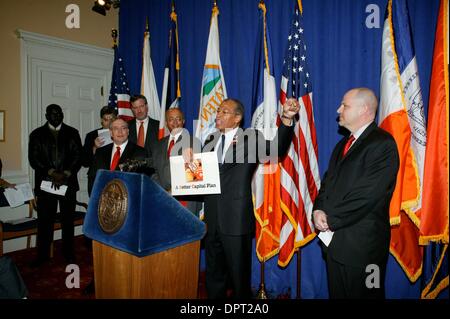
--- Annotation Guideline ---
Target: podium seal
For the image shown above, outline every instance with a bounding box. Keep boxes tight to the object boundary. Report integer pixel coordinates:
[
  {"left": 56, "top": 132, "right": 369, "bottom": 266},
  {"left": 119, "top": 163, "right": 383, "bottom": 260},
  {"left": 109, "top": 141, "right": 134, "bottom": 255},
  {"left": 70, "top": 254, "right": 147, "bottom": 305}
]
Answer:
[{"left": 98, "top": 179, "right": 128, "bottom": 234}]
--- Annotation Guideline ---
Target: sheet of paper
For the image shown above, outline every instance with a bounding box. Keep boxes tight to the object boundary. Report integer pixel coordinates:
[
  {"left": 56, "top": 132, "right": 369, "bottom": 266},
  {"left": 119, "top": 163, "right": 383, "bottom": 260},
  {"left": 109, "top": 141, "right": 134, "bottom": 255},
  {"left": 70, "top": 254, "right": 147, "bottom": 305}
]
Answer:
[
  {"left": 3, "top": 183, "right": 34, "bottom": 208},
  {"left": 97, "top": 128, "right": 113, "bottom": 146},
  {"left": 170, "top": 152, "right": 221, "bottom": 196},
  {"left": 318, "top": 230, "right": 334, "bottom": 247},
  {"left": 40, "top": 180, "right": 68, "bottom": 196}
]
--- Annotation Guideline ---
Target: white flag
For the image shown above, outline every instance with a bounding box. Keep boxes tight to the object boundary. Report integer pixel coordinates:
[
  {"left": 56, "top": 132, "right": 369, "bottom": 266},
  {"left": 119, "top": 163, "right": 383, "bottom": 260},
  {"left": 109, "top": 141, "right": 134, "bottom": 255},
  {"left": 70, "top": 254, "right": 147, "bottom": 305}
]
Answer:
[
  {"left": 195, "top": 5, "right": 227, "bottom": 144},
  {"left": 141, "top": 30, "right": 161, "bottom": 121}
]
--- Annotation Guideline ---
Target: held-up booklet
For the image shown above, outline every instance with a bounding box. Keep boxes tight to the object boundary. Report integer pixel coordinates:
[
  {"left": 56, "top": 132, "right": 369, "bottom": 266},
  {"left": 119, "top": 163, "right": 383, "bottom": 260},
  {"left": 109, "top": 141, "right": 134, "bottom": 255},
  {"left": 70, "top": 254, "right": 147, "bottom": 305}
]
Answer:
[
  {"left": 170, "top": 152, "right": 221, "bottom": 196},
  {"left": 97, "top": 128, "right": 113, "bottom": 146}
]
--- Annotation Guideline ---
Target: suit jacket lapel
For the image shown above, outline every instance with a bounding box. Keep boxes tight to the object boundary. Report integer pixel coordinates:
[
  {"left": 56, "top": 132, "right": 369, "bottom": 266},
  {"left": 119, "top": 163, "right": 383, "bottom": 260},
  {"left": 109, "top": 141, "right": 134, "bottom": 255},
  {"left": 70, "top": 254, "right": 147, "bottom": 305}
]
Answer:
[
  {"left": 204, "top": 131, "right": 221, "bottom": 150},
  {"left": 119, "top": 143, "right": 133, "bottom": 165},
  {"left": 102, "top": 144, "right": 114, "bottom": 169},
  {"left": 340, "top": 122, "right": 377, "bottom": 160},
  {"left": 128, "top": 119, "right": 137, "bottom": 142},
  {"left": 203, "top": 131, "right": 224, "bottom": 171},
  {"left": 223, "top": 131, "right": 240, "bottom": 165},
  {"left": 162, "top": 135, "right": 171, "bottom": 157},
  {"left": 145, "top": 116, "right": 153, "bottom": 149}
]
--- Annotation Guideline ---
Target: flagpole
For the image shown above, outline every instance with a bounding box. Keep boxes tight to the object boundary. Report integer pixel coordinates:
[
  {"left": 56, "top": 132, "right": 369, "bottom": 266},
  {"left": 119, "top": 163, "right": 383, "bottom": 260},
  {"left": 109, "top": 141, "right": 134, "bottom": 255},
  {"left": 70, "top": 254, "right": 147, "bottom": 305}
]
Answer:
[
  {"left": 256, "top": 0, "right": 269, "bottom": 299},
  {"left": 256, "top": 259, "right": 268, "bottom": 299},
  {"left": 296, "top": 249, "right": 301, "bottom": 298},
  {"left": 111, "top": 28, "right": 118, "bottom": 49}
]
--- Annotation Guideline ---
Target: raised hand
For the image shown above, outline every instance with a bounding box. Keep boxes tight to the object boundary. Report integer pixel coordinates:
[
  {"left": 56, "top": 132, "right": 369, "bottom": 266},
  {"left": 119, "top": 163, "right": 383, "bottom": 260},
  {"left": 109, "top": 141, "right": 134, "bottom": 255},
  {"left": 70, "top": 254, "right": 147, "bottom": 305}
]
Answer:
[{"left": 282, "top": 97, "right": 300, "bottom": 119}]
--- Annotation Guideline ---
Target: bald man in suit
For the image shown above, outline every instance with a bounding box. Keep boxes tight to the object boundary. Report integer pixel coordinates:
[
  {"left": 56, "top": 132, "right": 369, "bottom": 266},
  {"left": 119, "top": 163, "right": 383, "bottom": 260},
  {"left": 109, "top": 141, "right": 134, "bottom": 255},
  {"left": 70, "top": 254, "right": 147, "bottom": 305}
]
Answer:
[{"left": 313, "top": 88, "right": 399, "bottom": 299}]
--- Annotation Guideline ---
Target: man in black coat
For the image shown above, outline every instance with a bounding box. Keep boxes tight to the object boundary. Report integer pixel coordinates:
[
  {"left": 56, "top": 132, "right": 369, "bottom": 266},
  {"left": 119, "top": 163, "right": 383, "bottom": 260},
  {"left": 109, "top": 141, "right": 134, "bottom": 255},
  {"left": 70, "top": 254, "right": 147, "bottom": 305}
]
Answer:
[
  {"left": 128, "top": 94, "right": 159, "bottom": 174},
  {"left": 28, "top": 104, "right": 82, "bottom": 266},
  {"left": 313, "top": 88, "right": 399, "bottom": 299},
  {"left": 81, "top": 106, "right": 117, "bottom": 195},
  {"left": 84, "top": 117, "right": 147, "bottom": 295},
  {"left": 185, "top": 97, "right": 299, "bottom": 298},
  {"left": 88, "top": 118, "right": 148, "bottom": 191}
]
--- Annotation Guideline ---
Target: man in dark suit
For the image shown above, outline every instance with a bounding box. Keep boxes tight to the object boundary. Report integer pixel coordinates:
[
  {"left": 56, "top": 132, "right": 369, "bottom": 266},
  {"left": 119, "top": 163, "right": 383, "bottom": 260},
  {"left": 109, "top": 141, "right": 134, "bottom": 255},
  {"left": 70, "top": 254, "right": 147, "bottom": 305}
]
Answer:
[
  {"left": 152, "top": 108, "right": 202, "bottom": 215},
  {"left": 313, "top": 88, "right": 399, "bottom": 299},
  {"left": 85, "top": 117, "right": 147, "bottom": 295},
  {"left": 28, "top": 104, "right": 82, "bottom": 266},
  {"left": 88, "top": 118, "right": 148, "bottom": 191},
  {"left": 82, "top": 106, "right": 117, "bottom": 195},
  {"left": 185, "top": 97, "right": 299, "bottom": 298},
  {"left": 128, "top": 94, "right": 159, "bottom": 168}
]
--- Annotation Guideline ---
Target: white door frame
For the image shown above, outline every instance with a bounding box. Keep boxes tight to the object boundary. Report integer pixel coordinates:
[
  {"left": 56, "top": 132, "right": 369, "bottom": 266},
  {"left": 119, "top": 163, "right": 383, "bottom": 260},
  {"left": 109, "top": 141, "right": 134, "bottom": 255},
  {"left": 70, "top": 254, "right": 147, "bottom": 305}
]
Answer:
[{"left": 14, "top": 29, "right": 114, "bottom": 184}]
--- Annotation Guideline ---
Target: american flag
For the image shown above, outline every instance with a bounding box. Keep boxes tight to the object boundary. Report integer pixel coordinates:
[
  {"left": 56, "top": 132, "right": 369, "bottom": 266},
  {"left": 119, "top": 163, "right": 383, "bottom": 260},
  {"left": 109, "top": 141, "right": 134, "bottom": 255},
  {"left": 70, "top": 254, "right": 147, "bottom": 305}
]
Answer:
[
  {"left": 108, "top": 46, "right": 134, "bottom": 121},
  {"left": 278, "top": 0, "right": 320, "bottom": 267}
]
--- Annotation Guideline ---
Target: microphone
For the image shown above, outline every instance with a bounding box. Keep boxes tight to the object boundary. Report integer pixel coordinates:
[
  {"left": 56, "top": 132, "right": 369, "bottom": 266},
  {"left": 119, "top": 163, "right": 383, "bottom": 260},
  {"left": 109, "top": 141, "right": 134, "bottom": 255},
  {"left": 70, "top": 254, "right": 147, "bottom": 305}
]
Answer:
[{"left": 119, "top": 158, "right": 153, "bottom": 172}]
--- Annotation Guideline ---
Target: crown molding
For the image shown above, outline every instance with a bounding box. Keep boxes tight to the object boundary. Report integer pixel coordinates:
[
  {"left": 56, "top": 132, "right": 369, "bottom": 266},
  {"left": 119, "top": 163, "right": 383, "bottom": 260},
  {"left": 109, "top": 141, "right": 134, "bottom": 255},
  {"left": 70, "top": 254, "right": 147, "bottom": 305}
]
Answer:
[{"left": 16, "top": 29, "right": 113, "bottom": 58}]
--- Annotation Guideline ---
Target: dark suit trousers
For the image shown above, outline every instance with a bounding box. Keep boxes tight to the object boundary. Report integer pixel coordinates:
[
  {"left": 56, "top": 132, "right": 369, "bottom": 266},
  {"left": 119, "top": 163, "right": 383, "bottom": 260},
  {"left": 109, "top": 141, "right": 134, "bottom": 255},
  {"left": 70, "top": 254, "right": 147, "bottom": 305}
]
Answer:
[
  {"left": 326, "top": 253, "right": 386, "bottom": 299},
  {"left": 204, "top": 230, "right": 252, "bottom": 299},
  {"left": 36, "top": 191, "right": 76, "bottom": 260}
]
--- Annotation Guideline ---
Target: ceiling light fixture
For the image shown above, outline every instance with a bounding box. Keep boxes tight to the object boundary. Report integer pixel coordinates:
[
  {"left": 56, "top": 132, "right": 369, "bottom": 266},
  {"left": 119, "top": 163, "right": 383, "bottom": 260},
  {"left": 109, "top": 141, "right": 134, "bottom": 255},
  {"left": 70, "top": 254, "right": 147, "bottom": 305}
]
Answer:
[{"left": 92, "top": 0, "right": 120, "bottom": 16}]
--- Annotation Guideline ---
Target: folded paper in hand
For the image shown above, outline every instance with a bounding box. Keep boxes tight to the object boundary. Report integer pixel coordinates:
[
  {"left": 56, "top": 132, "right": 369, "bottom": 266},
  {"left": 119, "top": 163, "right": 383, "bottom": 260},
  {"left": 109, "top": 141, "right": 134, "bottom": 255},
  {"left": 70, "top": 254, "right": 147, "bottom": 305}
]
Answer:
[
  {"left": 318, "top": 230, "right": 334, "bottom": 247},
  {"left": 40, "top": 180, "right": 68, "bottom": 196}
]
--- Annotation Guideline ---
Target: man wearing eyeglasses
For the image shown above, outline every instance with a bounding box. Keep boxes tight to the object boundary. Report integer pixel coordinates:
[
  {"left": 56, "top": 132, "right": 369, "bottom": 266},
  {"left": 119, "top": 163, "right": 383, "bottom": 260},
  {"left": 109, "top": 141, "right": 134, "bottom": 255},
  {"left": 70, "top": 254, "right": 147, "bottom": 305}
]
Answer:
[
  {"left": 152, "top": 108, "right": 202, "bottom": 215},
  {"left": 185, "top": 97, "right": 299, "bottom": 299},
  {"left": 153, "top": 108, "right": 201, "bottom": 190}
]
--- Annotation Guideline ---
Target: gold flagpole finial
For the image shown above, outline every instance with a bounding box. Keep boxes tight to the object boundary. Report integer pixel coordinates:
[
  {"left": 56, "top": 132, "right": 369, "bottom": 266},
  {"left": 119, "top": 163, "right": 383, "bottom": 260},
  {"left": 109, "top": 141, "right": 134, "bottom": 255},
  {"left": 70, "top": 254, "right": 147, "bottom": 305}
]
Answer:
[
  {"left": 170, "top": 0, "right": 177, "bottom": 21},
  {"left": 258, "top": 0, "right": 266, "bottom": 13},
  {"left": 145, "top": 17, "right": 149, "bottom": 32},
  {"left": 111, "top": 29, "right": 118, "bottom": 48},
  {"left": 213, "top": 0, "right": 217, "bottom": 7}
]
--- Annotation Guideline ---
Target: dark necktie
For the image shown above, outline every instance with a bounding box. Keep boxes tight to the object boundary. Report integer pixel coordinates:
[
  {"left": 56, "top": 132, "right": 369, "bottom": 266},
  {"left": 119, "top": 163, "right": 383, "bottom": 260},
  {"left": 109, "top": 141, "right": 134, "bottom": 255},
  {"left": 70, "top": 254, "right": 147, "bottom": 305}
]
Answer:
[
  {"left": 342, "top": 135, "right": 355, "bottom": 157},
  {"left": 110, "top": 146, "right": 121, "bottom": 170}
]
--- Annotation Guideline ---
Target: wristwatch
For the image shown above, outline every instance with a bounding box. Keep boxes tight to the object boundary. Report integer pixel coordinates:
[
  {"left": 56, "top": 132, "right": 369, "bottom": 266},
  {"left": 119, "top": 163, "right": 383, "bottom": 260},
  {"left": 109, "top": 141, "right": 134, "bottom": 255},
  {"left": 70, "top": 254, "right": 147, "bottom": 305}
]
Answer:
[{"left": 281, "top": 114, "right": 293, "bottom": 125}]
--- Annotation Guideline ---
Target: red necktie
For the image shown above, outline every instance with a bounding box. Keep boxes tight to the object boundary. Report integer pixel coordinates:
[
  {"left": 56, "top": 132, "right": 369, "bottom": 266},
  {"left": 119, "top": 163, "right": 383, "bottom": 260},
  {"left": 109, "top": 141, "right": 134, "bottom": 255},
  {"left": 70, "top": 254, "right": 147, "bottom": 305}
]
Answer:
[
  {"left": 110, "top": 146, "right": 121, "bottom": 170},
  {"left": 342, "top": 135, "right": 355, "bottom": 157},
  {"left": 167, "top": 138, "right": 175, "bottom": 157},
  {"left": 137, "top": 121, "right": 145, "bottom": 147}
]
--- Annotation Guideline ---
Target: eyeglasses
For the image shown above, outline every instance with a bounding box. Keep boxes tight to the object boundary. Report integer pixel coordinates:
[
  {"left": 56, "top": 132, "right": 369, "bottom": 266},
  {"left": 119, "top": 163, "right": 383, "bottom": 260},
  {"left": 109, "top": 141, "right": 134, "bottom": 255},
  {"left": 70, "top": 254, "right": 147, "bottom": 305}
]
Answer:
[
  {"left": 167, "top": 117, "right": 183, "bottom": 122},
  {"left": 216, "top": 109, "right": 237, "bottom": 116},
  {"left": 111, "top": 126, "right": 129, "bottom": 132}
]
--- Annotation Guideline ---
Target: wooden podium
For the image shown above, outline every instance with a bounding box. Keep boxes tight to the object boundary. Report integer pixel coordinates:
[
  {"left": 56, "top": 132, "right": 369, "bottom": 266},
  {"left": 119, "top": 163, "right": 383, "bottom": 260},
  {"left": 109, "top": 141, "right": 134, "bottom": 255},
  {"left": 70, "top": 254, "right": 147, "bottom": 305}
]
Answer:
[
  {"left": 83, "top": 170, "right": 206, "bottom": 299},
  {"left": 93, "top": 240, "right": 200, "bottom": 298}
]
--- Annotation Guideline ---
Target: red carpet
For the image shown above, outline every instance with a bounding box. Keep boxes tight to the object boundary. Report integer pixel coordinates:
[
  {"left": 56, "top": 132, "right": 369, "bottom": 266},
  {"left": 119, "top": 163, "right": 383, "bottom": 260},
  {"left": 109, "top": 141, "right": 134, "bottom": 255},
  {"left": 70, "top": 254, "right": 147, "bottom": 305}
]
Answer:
[
  {"left": 5, "top": 236, "right": 94, "bottom": 299},
  {"left": 5, "top": 235, "right": 207, "bottom": 299}
]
